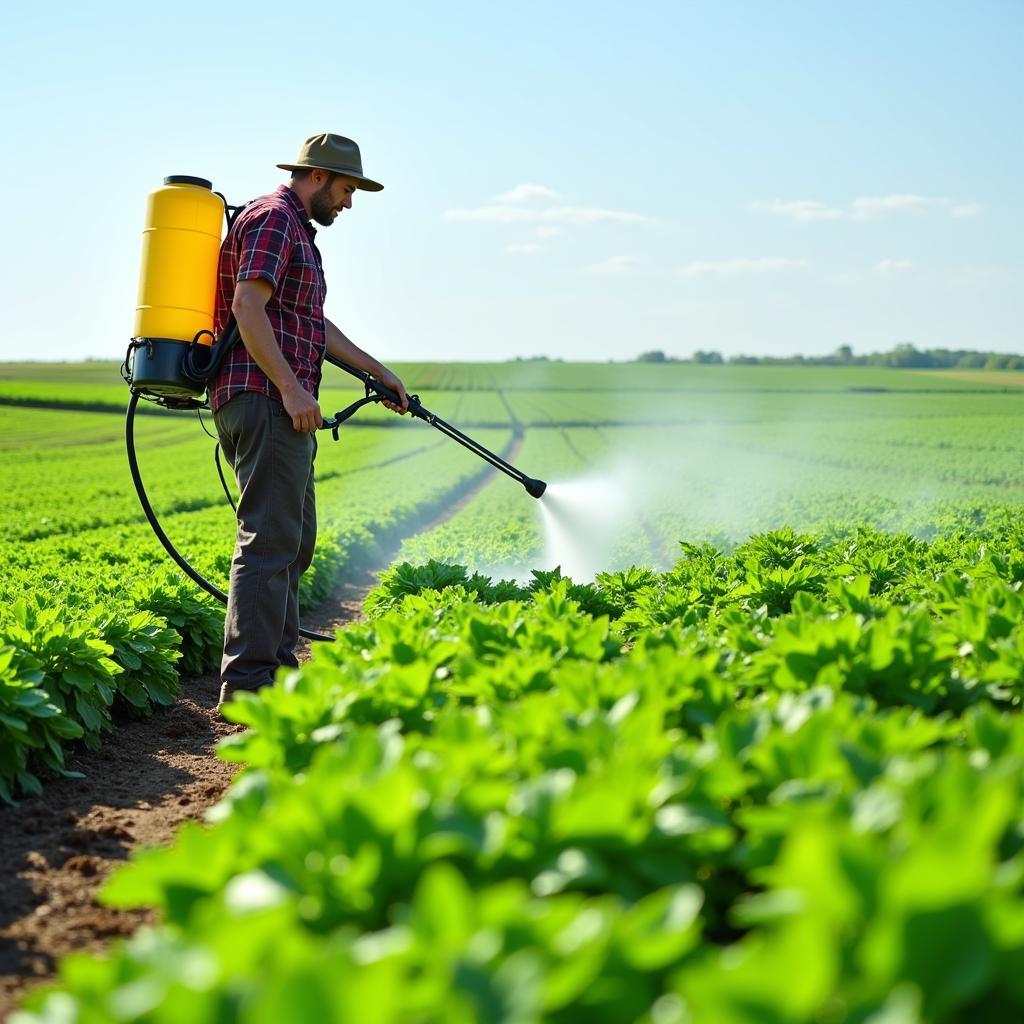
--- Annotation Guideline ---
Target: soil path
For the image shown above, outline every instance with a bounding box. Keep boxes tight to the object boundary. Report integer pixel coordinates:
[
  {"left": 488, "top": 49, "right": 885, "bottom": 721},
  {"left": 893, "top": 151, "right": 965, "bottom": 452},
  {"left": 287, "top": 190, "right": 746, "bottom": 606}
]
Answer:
[
  {"left": 0, "top": 450, "right": 521, "bottom": 1018},
  {"left": 0, "top": 672, "right": 239, "bottom": 1017}
]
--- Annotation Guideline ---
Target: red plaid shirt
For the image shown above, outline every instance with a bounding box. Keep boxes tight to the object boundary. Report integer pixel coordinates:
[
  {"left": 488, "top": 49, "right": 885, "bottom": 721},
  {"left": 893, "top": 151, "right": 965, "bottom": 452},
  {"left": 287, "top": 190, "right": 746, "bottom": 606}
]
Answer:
[{"left": 210, "top": 185, "right": 327, "bottom": 413}]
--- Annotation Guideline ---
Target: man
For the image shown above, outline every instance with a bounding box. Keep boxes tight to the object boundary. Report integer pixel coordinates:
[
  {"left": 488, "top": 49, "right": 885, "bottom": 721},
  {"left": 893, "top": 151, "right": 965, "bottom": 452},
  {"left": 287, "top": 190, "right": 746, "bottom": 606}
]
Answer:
[{"left": 210, "top": 132, "right": 407, "bottom": 708}]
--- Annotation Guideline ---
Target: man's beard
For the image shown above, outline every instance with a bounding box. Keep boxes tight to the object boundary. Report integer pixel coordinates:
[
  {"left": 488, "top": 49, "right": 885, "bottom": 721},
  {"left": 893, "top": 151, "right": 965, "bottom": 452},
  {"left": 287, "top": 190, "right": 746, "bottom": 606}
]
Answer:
[{"left": 309, "top": 181, "right": 338, "bottom": 226}]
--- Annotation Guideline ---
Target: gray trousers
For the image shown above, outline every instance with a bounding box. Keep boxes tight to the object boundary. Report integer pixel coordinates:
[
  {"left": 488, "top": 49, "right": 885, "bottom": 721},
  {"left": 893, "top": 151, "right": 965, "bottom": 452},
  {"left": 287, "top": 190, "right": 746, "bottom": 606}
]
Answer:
[{"left": 213, "top": 391, "right": 317, "bottom": 690}]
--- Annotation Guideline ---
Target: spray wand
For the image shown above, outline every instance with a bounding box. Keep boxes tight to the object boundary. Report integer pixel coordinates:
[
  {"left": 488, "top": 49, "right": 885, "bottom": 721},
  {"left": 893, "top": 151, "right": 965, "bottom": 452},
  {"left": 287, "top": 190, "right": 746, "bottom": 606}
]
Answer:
[{"left": 322, "top": 355, "right": 547, "bottom": 498}]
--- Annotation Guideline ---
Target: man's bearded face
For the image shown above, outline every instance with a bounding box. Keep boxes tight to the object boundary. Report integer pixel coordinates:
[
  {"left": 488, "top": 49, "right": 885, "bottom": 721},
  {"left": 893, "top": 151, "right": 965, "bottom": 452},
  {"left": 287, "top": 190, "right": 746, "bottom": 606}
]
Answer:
[{"left": 309, "top": 175, "right": 352, "bottom": 227}]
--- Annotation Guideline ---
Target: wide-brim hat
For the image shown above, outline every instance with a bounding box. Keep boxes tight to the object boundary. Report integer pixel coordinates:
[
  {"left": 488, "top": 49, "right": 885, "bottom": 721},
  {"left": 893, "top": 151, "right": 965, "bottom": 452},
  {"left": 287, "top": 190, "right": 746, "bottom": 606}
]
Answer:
[{"left": 277, "top": 133, "right": 383, "bottom": 192}]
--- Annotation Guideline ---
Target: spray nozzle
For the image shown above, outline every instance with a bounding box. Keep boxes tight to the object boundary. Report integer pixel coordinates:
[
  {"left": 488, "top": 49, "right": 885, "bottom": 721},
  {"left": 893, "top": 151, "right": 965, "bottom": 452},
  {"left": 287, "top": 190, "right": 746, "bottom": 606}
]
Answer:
[{"left": 523, "top": 477, "right": 547, "bottom": 499}]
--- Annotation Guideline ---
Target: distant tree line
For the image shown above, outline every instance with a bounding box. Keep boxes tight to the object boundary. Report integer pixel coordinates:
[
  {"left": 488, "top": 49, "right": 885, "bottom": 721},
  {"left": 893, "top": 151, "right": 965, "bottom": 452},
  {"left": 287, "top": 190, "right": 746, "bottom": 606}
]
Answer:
[{"left": 634, "top": 344, "right": 1024, "bottom": 370}]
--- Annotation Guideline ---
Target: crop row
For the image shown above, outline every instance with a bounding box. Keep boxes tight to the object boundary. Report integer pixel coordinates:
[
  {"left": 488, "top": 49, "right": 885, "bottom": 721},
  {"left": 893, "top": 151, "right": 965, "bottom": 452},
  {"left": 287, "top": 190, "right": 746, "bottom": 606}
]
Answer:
[
  {"left": 0, "top": 404, "right": 513, "bottom": 801},
  {"left": 15, "top": 521, "right": 1024, "bottom": 1021},
  {"left": 0, "top": 406, "right": 454, "bottom": 543}
]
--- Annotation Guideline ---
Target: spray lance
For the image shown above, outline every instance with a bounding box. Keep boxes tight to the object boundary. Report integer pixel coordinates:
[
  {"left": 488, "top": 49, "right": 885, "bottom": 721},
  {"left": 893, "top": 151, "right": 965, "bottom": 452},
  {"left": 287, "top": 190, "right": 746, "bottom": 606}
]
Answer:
[
  {"left": 320, "top": 361, "right": 547, "bottom": 498},
  {"left": 123, "top": 175, "right": 546, "bottom": 642}
]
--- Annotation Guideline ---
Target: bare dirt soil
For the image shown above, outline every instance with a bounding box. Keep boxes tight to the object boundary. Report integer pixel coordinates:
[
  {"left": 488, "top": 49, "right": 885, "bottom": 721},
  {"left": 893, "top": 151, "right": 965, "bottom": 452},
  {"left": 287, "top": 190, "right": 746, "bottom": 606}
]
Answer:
[{"left": 0, "top": 571, "right": 373, "bottom": 1019}]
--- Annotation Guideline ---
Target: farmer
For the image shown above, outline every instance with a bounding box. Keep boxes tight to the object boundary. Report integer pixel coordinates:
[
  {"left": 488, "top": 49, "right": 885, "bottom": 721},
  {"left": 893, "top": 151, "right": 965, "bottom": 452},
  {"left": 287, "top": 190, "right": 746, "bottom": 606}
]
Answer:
[{"left": 210, "top": 132, "right": 408, "bottom": 708}]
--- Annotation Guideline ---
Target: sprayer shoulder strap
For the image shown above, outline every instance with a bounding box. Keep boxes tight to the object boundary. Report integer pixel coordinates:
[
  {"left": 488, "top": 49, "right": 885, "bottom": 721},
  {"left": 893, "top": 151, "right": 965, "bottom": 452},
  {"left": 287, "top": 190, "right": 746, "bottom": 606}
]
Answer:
[
  {"left": 215, "top": 194, "right": 251, "bottom": 232},
  {"left": 227, "top": 201, "right": 249, "bottom": 229}
]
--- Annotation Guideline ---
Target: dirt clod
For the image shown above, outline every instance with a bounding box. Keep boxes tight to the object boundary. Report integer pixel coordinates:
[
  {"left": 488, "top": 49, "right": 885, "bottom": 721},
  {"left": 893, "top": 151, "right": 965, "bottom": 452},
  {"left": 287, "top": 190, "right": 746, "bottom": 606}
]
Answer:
[
  {"left": 23, "top": 852, "right": 47, "bottom": 872},
  {"left": 63, "top": 856, "right": 101, "bottom": 877},
  {"left": 95, "top": 822, "right": 134, "bottom": 841}
]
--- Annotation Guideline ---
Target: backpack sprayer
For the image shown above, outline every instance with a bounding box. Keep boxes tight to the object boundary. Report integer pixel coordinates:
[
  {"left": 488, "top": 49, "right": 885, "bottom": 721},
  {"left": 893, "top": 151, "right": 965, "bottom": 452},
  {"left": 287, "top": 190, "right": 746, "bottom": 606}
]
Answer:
[{"left": 123, "top": 175, "right": 546, "bottom": 642}]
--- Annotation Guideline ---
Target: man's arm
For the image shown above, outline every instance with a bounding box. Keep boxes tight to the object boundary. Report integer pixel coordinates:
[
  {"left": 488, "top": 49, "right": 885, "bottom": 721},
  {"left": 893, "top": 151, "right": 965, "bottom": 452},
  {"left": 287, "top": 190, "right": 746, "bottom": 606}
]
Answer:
[
  {"left": 232, "top": 279, "right": 323, "bottom": 432},
  {"left": 324, "top": 318, "right": 409, "bottom": 413}
]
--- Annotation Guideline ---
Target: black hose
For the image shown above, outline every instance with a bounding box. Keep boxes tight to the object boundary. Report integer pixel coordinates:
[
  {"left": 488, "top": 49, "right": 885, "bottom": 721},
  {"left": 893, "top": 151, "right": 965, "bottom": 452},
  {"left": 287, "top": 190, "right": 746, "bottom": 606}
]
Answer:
[
  {"left": 125, "top": 392, "right": 334, "bottom": 644},
  {"left": 213, "top": 442, "right": 237, "bottom": 513}
]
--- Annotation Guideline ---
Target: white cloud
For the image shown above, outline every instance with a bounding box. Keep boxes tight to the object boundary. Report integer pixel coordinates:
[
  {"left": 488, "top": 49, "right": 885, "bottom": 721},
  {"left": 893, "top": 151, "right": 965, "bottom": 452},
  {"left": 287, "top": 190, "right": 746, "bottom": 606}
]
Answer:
[
  {"left": 445, "top": 206, "right": 536, "bottom": 223},
  {"left": 678, "top": 258, "right": 807, "bottom": 278},
  {"left": 586, "top": 255, "right": 643, "bottom": 274},
  {"left": 535, "top": 226, "right": 563, "bottom": 238},
  {"left": 505, "top": 243, "right": 543, "bottom": 255},
  {"left": 952, "top": 202, "right": 983, "bottom": 218},
  {"left": 752, "top": 199, "right": 843, "bottom": 222},
  {"left": 755, "top": 193, "right": 983, "bottom": 222},
  {"left": 445, "top": 205, "right": 650, "bottom": 225},
  {"left": 543, "top": 206, "right": 651, "bottom": 225},
  {"left": 874, "top": 258, "right": 915, "bottom": 273},
  {"left": 850, "top": 194, "right": 941, "bottom": 219},
  {"left": 495, "top": 183, "right": 560, "bottom": 203}
]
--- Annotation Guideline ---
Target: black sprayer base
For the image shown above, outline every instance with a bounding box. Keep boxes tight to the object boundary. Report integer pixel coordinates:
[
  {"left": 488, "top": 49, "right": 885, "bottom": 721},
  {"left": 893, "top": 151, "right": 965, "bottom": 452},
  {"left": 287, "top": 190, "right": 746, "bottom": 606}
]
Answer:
[{"left": 129, "top": 338, "right": 206, "bottom": 399}]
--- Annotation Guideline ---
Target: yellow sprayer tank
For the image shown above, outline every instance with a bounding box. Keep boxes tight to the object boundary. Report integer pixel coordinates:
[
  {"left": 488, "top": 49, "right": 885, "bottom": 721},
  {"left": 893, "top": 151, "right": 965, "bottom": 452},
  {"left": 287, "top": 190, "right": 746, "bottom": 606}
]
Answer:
[
  {"left": 129, "top": 175, "right": 224, "bottom": 398},
  {"left": 135, "top": 175, "right": 223, "bottom": 343}
]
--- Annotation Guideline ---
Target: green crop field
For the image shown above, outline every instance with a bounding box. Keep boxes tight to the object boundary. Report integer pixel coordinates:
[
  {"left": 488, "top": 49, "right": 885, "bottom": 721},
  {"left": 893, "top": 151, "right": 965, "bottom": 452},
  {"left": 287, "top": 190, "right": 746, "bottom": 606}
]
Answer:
[{"left": 5, "top": 361, "right": 1024, "bottom": 1021}]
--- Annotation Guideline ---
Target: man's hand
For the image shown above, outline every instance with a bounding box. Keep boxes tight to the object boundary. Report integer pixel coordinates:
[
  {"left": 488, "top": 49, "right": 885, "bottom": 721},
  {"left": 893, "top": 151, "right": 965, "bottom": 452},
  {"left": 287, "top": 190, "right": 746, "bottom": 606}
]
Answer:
[
  {"left": 375, "top": 367, "right": 409, "bottom": 414},
  {"left": 281, "top": 384, "right": 323, "bottom": 433}
]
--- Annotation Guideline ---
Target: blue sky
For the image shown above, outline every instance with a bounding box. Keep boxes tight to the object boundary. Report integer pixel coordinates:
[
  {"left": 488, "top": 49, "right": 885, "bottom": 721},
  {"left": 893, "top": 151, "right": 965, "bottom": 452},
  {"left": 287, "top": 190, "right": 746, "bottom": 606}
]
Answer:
[{"left": 2, "top": 0, "right": 1020, "bottom": 362}]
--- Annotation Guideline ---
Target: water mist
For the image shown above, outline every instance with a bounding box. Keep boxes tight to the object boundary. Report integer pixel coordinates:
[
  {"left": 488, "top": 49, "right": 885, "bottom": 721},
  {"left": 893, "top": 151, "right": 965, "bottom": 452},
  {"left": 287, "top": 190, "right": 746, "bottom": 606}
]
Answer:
[{"left": 535, "top": 463, "right": 644, "bottom": 581}]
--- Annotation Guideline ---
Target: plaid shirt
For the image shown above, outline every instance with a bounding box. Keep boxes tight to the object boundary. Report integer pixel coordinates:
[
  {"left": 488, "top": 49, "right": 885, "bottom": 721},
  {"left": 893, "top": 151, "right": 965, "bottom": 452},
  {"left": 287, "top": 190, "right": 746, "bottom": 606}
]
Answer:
[{"left": 210, "top": 185, "right": 327, "bottom": 413}]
